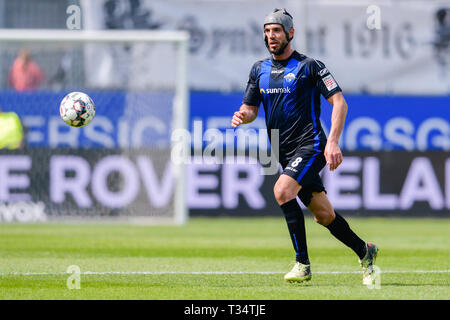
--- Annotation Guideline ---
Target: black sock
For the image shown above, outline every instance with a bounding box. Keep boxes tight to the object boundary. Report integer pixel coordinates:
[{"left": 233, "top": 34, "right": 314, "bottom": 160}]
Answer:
[
  {"left": 325, "top": 211, "right": 366, "bottom": 260},
  {"left": 280, "top": 199, "right": 310, "bottom": 265}
]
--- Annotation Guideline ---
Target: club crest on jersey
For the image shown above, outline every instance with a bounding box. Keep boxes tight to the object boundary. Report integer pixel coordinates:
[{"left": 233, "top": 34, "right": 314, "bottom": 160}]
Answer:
[{"left": 284, "top": 73, "right": 296, "bottom": 82}]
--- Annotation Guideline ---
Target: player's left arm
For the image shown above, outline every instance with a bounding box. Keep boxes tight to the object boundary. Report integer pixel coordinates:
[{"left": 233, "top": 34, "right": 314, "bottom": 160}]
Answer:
[
  {"left": 325, "top": 92, "right": 348, "bottom": 171},
  {"left": 310, "top": 59, "right": 347, "bottom": 171}
]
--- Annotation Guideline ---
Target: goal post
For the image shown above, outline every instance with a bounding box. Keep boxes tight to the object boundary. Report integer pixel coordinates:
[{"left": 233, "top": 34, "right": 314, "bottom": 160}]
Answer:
[{"left": 0, "top": 29, "right": 189, "bottom": 225}]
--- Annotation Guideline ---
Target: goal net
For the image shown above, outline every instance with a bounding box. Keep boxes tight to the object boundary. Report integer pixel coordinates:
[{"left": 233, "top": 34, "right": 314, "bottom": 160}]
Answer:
[{"left": 0, "top": 29, "right": 189, "bottom": 225}]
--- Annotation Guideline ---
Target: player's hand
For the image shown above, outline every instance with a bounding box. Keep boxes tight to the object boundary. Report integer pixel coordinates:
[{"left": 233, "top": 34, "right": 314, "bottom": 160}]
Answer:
[
  {"left": 231, "top": 110, "right": 247, "bottom": 128},
  {"left": 324, "top": 141, "right": 343, "bottom": 171}
]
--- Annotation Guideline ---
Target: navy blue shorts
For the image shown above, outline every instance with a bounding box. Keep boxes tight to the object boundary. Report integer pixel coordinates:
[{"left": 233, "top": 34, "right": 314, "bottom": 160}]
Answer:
[{"left": 281, "top": 144, "right": 327, "bottom": 207}]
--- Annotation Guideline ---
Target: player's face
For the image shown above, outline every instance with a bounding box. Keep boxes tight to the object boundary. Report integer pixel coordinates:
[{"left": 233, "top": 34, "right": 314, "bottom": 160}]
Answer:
[{"left": 264, "top": 24, "right": 288, "bottom": 55}]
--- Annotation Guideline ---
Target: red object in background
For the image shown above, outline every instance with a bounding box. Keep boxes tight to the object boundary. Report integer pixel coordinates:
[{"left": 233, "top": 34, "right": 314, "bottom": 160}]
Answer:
[{"left": 8, "top": 50, "right": 45, "bottom": 91}]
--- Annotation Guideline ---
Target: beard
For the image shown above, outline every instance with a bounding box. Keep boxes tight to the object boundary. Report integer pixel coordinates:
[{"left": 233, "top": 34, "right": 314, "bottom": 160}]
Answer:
[{"left": 265, "top": 37, "right": 290, "bottom": 56}]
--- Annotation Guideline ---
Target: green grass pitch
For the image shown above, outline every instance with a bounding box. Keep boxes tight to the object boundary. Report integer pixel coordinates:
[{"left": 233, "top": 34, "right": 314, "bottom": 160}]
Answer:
[{"left": 0, "top": 217, "right": 449, "bottom": 300}]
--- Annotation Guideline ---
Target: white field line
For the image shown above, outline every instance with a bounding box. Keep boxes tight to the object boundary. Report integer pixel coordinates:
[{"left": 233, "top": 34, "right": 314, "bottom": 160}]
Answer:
[{"left": 1, "top": 270, "right": 449, "bottom": 276}]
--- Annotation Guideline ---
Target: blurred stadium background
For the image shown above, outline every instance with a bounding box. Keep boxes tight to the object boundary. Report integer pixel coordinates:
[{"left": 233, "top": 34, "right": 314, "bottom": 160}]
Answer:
[
  {"left": 0, "top": 0, "right": 449, "bottom": 221},
  {"left": 0, "top": 0, "right": 449, "bottom": 300}
]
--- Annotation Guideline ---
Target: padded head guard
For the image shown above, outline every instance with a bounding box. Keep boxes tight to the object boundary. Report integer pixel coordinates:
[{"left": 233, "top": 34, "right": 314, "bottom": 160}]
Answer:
[{"left": 263, "top": 8, "right": 293, "bottom": 40}]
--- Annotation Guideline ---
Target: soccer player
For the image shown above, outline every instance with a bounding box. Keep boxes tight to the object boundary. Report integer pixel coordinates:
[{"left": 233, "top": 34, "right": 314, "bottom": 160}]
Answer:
[{"left": 231, "top": 8, "right": 378, "bottom": 284}]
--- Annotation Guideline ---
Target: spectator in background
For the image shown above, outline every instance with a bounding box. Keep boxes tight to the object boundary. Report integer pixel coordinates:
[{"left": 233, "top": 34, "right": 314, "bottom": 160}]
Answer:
[
  {"left": 434, "top": 8, "right": 450, "bottom": 70},
  {"left": 8, "top": 49, "right": 45, "bottom": 91},
  {"left": 0, "top": 109, "right": 24, "bottom": 149}
]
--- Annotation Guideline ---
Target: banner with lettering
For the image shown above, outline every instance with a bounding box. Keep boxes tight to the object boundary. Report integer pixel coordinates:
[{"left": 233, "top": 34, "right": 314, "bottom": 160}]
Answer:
[
  {"left": 81, "top": 0, "right": 450, "bottom": 94},
  {"left": 0, "top": 149, "right": 448, "bottom": 221},
  {"left": 1, "top": 91, "right": 448, "bottom": 151}
]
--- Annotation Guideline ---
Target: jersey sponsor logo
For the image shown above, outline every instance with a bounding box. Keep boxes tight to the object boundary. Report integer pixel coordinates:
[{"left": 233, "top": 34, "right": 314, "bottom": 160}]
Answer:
[
  {"left": 318, "top": 68, "right": 329, "bottom": 77},
  {"left": 322, "top": 74, "right": 337, "bottom": 91},
  {"left": 261, "top": 87, "right": 291, "bottom": 94},
  {"left": 284, "top": 73, "right": 296, "bottom": 83},
  {"left": 271, "top": 69, "right": 284, "bottom": 74}
]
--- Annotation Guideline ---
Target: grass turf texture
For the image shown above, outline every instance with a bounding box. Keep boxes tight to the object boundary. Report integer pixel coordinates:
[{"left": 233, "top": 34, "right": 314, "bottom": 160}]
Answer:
[{"left": 0, "top": 217, "right": 449, "bottom": 300}]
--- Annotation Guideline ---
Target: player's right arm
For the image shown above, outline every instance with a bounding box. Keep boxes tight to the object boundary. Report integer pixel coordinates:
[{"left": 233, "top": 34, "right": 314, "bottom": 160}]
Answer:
[
  {"left": 231, "top": 104, "right": 259, "bottom": 127},
  {"left": 232, "top": 61, "right": 262, "bottom": 128}
]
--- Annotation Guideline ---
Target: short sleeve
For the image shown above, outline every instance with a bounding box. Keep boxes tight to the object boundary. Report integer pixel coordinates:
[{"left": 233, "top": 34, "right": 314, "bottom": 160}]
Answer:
[
  {"left": 242, "top": 62, "right": 262, "bottom": 106},
  {"left": 309, "top": 59, "right": 342, "bottom": 99}
]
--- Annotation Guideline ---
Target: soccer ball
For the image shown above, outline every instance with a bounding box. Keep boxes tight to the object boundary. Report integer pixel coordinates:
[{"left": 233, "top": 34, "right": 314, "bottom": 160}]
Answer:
[{"left": 60, "top": 92, "right": 95, "bottom": 127}]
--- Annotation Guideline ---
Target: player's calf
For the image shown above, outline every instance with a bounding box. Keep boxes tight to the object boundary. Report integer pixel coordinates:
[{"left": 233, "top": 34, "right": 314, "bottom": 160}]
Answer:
[{"left": 280, "top": 199, "right": 310, "bottom": 265}]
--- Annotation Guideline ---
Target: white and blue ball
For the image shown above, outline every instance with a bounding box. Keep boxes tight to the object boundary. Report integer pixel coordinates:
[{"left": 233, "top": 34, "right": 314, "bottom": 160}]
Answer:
[{"left": 60, "top": 91, "right": 95, "bottom": 127}]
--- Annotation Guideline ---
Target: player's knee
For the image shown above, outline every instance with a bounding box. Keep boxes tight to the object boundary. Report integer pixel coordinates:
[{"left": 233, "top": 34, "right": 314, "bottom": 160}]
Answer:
[
  {"left": 273, "top": 184, "right": 297, "bottom": 205},
  {"left": 313, "top": 210, "right": 335, "bottom": 226}
]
